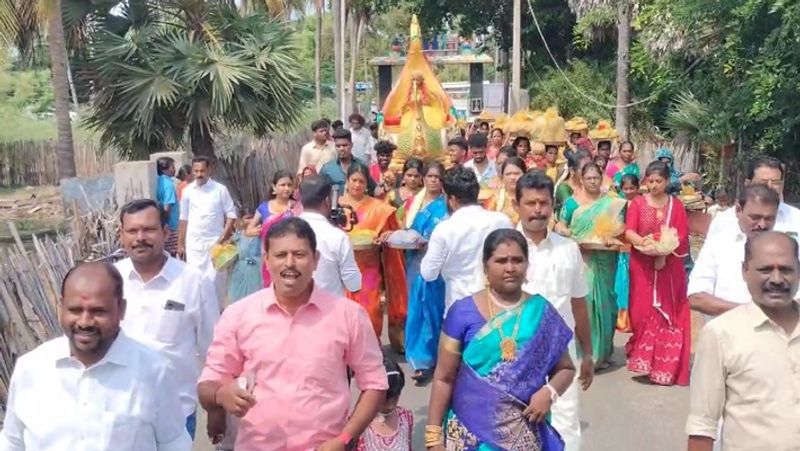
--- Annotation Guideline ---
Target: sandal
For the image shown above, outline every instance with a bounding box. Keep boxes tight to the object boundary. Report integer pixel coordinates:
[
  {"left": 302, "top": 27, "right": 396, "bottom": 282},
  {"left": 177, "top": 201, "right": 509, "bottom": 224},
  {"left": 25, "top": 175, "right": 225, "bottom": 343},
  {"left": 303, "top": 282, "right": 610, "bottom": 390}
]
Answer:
[{"left": 414, "top": 368, "right": 435, "bottom": 386}]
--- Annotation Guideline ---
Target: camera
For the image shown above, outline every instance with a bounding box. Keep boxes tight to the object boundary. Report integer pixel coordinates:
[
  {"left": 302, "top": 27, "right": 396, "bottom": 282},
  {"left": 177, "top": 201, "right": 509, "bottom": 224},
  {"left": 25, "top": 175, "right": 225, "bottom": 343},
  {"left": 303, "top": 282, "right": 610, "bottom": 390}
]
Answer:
[{"left": 329, "top": 186, "right": 358, "bottom": 231}]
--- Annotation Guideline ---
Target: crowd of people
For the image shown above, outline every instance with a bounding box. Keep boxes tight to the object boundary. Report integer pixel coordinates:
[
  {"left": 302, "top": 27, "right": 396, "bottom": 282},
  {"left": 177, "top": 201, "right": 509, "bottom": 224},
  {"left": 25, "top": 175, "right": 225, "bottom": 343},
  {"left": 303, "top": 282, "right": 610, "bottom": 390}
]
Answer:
[{"left": 1, "top": 116, "right": 798, "bottom": 451}]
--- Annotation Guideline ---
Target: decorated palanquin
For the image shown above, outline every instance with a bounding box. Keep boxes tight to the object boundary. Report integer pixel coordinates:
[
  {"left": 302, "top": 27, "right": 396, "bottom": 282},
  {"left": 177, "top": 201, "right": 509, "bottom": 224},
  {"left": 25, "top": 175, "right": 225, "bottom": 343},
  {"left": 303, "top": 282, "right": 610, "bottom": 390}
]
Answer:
[{"left": 382, "top": 16, "right": 454, "bottom": 172}]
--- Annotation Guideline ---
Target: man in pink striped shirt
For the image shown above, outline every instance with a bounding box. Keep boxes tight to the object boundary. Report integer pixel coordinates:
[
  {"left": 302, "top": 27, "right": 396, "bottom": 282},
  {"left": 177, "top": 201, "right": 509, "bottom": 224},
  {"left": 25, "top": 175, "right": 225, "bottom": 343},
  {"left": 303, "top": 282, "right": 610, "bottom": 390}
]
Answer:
[{"left": 198, "top": 217, "right": 387, "bottom": 451}]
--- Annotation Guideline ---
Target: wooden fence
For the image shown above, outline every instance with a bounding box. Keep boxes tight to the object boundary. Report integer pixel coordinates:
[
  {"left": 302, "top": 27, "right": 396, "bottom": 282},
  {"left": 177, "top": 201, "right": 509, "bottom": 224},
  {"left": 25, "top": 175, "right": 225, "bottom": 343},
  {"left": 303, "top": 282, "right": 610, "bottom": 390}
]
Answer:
[
  {"left": 0, "top": 140, "right": 118, "bottom": 187},
  {"left": 215, "top": 132, "right": 309, "bottom": 211}
]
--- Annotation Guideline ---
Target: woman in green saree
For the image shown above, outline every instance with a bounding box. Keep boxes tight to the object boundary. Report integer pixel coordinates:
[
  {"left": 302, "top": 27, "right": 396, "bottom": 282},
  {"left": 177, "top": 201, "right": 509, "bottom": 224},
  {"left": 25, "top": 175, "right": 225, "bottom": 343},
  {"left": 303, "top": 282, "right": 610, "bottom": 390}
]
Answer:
[
  {"left": 556, "top": 162, "right": 626, "bottom": 369},
  {"left": 425, "top": 229, "right": 575, "bottom": 450},
  {"left": 553, "top": 149, "right": 593, "bottom": 224}
]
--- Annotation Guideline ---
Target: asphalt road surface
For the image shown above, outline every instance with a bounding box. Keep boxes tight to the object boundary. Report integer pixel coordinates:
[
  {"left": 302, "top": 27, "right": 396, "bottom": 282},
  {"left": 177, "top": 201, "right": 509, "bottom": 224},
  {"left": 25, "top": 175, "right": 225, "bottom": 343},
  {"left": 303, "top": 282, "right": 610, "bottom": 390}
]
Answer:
[{"left": 193, "top": 331, "right": 690, "bottom": 451}]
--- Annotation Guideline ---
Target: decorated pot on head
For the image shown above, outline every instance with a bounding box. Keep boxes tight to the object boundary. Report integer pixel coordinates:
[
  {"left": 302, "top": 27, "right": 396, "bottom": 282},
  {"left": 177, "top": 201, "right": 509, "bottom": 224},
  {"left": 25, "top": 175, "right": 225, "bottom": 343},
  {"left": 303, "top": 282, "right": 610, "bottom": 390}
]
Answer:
[
  {"left": 538, "top": 107, "right": 568, "bottom": 171},
  {"left": 565, "top": 116, "right": 590, "bottom": 150},
  {"left": 503, "top": 109, "right": 540, "bottom": 140},
  {"left": 588, "top": 120, "right": 619, "bottom": 159},
  {"left": 477, "top": 110, "right": 496, "bottom": 124}
]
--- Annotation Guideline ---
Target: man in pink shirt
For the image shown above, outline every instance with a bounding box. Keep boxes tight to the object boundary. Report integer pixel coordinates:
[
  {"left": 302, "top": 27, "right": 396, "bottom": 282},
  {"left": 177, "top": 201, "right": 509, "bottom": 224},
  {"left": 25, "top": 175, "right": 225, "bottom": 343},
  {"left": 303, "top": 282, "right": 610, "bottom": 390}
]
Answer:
[{"left": 197, "top": 217, "right": 388, "bottom": 451}]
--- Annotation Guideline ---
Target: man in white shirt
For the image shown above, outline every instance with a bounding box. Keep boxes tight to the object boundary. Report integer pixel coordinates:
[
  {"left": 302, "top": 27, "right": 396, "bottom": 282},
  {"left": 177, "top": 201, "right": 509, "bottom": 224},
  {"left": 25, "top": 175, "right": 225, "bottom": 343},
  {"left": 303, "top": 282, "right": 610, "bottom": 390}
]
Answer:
[
  {"left": 298, "top": 119, "right": 335, "bottom": 173},
  {"left": 348, "top": 113, "right": 376, "bottom": 165},
  {"left": 0, "top": 262, "right": 191, "bottom": 451},
  {"left": 707, "top": 155, "right": 800, "bottom": 238},
  {"left": 115, "top": 199, "right": 220, "bottom": 438},
  {"left": 462, "top": 133, "right": 497, "bottom": 185},
  {"left": 689, "top": 184, "right": 781, "bottom": 318},
  {"left": 515, "top": 171, "right": 593, "bottom": 451},
  {"left": 177, "top": 156, "right": 237, "bottom": 301},
  {"left": 421, "top": 167, "right": 512, "bottom": 309},
  {"left": 298, "top": 175, "right": 362, "bottom": 296}
]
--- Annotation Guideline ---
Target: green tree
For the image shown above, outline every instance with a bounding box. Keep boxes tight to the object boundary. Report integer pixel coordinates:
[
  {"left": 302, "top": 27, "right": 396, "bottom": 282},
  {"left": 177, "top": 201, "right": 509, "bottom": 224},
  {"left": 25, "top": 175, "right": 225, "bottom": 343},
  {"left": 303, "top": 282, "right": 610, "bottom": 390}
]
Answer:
[
  {"left": 637, "top": 0, "right": 800, "bottom": 156},
  {"left": 3, "top": 0, "right": 78, "bottom": 178},
  {"left": 83, "top": 0, "right": 308, "bottom": 159}
]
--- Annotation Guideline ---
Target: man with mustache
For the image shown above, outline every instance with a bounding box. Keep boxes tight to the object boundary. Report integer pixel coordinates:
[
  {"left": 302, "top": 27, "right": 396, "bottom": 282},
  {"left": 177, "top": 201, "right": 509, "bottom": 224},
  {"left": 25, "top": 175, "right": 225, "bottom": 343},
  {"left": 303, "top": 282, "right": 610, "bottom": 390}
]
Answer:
[
  {"left": 197, "top": 217, "right": 387, "bottom": 451},
  {"left": 114, "top": 199, "right": 220, "bottom": 439},
  {"left": 687, "top": 231, "right": 800, "bottom": 451},
  {"left": 177, "top": 156, "right": 237, "bottom": 302},
  {"left": 689, "top": 184, "right": 781, "bottom": 318},
  {"left": 297, "top": 119, "right": 335, "bottom": 174},
  {"left": 514, "top": 171, "right": 594, "bottom": 451},
  {"left": 0, "top": 262, "right": 191, "bottom": 450},
  {"left": 707, "top": 155, "right": 800, "bottom": 238}
]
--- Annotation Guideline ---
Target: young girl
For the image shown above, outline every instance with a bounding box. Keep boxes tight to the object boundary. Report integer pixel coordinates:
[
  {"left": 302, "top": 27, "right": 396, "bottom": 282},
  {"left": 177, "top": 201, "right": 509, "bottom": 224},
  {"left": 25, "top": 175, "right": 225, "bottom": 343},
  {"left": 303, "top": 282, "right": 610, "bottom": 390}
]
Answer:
[
  {"left": 228, "top": 209, "right": 263, "bottom": 303},
  {"left": 357, "top": 359, "right": 413, "bottom": 451},
  {"left": 614, "top": 174, "right": 639, "bottom": 332}
]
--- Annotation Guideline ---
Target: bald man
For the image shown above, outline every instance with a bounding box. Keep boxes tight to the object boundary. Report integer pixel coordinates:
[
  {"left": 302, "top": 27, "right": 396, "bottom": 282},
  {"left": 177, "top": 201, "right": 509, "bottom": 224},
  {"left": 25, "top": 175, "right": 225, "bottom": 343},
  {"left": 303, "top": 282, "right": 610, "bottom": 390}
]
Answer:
[
  {"left": 0, "top": 262, "right": 191, "bottom": 451},
  {"left": 687, "top": 232, "right": 800, "bottom": 451}
]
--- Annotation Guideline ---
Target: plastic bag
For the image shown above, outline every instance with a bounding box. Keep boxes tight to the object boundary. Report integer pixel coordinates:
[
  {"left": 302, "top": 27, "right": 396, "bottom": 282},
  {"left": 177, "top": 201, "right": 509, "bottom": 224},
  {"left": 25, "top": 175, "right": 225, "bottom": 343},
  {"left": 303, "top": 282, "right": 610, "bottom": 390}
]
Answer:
[{"left": 210, "top": 243, "right": 238, "bottom": 270}]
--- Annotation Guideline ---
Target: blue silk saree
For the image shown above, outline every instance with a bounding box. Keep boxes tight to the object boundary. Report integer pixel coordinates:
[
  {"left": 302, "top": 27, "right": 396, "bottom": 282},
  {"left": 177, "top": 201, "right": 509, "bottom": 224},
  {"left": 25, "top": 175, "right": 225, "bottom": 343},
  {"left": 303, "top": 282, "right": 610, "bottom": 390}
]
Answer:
[
  {"left": 404, "top": 192, "right": 448, "bottom": 371},
  {"left": 440, "top": 295, "right": 573, "bottom": 450}
]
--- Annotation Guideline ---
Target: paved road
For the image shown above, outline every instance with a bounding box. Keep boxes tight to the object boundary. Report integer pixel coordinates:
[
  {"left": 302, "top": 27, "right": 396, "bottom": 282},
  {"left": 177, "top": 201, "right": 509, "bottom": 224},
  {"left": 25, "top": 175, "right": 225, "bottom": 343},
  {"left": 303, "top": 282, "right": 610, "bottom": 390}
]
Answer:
[{"left": 194, "top": 331, "right": 690, "bottom": 451}]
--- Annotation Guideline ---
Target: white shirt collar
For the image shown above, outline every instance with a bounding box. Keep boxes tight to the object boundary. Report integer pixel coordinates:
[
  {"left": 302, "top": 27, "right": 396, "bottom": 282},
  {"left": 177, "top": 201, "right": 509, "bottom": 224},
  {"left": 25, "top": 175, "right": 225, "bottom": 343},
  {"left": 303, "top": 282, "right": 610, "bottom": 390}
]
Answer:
[
  {"left": 119, "top": 254, "right": 181, "bottom": 284},
  {"left": 451, "top": 204, "right": 483, "bottom": 218},
  {"left": 53, "top": 331, "right": 132, "bottom": 368},
  {"left": 516, "top": 221, "right": 556, "bottom": 249},
  {"left": 300, "top": 211, "right": 329, "bottom": 222}
]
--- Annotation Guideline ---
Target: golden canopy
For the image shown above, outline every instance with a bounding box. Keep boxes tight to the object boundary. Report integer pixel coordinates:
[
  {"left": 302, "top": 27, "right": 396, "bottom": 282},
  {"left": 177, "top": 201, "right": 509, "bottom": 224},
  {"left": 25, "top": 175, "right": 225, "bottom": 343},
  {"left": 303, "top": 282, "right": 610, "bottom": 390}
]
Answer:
[{"left": 381, "top": 15, "right": 454, "bottom": 134}]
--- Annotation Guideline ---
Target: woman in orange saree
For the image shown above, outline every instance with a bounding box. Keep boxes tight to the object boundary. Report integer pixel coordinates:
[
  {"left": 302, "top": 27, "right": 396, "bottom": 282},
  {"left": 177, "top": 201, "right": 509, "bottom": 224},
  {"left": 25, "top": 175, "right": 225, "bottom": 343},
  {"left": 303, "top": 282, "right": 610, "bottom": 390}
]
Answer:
[{"left": 340, "top": 163, "right": 408, "bottom": 353}]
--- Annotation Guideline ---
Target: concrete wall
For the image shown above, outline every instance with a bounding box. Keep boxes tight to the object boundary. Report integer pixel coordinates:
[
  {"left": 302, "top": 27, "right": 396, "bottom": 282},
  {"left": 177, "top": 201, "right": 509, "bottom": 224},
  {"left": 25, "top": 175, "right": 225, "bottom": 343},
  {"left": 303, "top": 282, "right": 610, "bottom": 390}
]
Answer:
[
  {"left": 113, "top": 161, "right": 158, "bottom": 206},
  {"left": 60, "top": 175, "right": 115, "bottom": 212}
]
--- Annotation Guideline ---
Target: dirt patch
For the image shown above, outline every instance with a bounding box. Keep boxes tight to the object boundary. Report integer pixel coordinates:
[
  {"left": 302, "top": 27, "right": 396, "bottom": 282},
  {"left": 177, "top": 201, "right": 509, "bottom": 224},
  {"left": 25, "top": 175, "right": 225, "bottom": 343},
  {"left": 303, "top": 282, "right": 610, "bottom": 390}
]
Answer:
[{"left": 0, "top": 186, "right": 65, "bottom": 234}]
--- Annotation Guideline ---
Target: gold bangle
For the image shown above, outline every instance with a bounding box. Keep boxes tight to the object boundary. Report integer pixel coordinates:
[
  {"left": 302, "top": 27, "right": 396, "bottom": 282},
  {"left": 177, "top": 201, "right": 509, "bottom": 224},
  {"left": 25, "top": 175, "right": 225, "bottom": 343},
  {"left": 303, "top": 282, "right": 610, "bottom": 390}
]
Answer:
[{"left": 424, "top": 425, "right": 444, "bottom": 447}]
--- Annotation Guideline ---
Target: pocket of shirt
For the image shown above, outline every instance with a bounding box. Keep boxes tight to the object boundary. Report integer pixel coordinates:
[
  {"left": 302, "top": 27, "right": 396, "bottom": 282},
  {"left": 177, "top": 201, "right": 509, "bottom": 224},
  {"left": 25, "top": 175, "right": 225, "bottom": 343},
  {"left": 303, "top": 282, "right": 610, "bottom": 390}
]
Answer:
[{"left": 154, "top": 310, "right": 186, "bottom": 343}]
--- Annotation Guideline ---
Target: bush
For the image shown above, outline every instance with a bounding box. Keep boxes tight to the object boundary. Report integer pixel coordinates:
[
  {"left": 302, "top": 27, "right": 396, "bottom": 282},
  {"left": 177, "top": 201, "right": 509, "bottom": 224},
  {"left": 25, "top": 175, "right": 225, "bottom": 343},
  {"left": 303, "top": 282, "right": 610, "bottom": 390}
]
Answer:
[
  {"left": 528, "top": 60, "right": 615, "bottom": 123},
  {"left": 0, "top": 70, "right": 54, "bottom": 114}
]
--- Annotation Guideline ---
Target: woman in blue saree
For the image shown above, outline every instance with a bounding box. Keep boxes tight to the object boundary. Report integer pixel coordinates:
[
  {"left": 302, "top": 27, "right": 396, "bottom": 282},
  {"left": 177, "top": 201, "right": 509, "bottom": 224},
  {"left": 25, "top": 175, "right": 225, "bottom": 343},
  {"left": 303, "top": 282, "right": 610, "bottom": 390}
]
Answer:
[
  {"left": 404, "top": 162, "right": 448, "bottom": 386},
  {"left": 426, "top": 229, "right": 576, "bottom": 450}
]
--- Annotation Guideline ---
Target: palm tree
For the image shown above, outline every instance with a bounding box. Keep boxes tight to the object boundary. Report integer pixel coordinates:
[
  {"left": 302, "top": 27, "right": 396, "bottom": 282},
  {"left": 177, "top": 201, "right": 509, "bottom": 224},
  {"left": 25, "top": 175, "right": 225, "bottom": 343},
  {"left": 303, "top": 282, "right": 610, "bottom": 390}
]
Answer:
[
  {"left": 82, "top": 0, "right": 307, "bottom": 159},
  {"left": 314, "top": 0, "right": 323, "bottom": 116},
  {"left": 3, "top": 0, "right": 78, "bottom": 178},
  {"left": 45, "top": 0, "right": 77, "bottom": 178}
]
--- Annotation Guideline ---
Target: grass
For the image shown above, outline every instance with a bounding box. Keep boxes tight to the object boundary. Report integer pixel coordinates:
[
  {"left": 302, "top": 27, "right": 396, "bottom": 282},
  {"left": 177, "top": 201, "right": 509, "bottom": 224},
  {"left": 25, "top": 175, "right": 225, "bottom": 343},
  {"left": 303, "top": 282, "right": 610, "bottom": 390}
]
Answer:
[{"left": 0, "top": 106, "right": 93, "bottom": 143}]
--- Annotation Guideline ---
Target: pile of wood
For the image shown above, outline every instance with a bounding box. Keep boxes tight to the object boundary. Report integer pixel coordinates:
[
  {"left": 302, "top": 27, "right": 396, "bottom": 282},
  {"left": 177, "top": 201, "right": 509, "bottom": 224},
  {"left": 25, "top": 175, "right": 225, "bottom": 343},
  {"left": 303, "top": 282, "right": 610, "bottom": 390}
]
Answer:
[{"left": 0, "top": 223, "right": 72, "bottom": 406}]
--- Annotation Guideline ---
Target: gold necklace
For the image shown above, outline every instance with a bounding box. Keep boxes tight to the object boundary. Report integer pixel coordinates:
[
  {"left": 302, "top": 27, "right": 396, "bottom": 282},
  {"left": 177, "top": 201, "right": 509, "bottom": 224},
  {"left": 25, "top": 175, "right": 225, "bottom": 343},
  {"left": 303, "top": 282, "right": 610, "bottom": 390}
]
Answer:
[{"left": 487, "top": 290, "right": 525, "bottom": 362}]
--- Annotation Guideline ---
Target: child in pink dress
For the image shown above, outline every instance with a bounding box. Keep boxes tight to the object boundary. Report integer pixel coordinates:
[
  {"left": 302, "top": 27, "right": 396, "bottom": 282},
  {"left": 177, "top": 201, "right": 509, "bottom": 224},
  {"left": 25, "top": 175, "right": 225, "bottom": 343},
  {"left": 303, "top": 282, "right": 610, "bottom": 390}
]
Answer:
[{"left": 357, "top": 359, "right": 413, "bottom": 451}]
